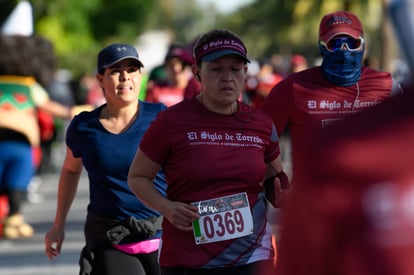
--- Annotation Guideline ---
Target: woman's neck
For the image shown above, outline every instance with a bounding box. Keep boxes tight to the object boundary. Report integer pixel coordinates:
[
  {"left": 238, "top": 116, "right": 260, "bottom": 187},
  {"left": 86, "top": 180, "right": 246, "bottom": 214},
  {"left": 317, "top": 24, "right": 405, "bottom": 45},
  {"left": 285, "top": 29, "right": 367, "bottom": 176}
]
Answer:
[
  {"left": 99, "top": 103, "right": 139, "bottom": 134},
  {"left": 197, "top": 94, "right": 238, "bottom": 115}
]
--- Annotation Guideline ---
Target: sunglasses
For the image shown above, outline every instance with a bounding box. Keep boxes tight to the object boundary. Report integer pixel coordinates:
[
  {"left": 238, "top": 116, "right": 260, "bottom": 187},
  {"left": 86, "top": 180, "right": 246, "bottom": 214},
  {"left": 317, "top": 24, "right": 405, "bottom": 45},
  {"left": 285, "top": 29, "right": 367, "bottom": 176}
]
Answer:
[{"left": 320, "top": 36, "right": 364, "bottom": 52}]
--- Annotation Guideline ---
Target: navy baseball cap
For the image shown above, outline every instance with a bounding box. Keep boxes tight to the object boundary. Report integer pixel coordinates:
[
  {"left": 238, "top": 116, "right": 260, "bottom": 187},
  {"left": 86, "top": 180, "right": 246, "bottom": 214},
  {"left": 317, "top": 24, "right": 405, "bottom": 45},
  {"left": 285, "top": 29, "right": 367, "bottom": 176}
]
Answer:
[{"left": 97, "top": 43, "right": 144, "bottom": 72}]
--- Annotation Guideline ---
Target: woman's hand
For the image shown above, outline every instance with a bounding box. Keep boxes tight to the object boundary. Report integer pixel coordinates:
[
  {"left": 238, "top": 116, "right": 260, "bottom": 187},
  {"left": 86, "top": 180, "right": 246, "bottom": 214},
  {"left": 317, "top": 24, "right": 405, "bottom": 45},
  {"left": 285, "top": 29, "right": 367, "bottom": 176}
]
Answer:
[
  {"left": 44, "top": 226, "right": 65, "bottom": 260},
  {"left": 162, "top": 201, "right": 200, "bottom": 231}
]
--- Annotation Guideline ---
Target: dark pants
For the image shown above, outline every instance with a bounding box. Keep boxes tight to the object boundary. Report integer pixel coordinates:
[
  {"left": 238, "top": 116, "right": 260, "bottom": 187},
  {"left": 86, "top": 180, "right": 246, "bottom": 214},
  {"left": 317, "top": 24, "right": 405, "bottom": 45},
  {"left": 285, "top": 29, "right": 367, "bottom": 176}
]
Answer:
[
  {"left": 161, "top": 260, "right": 274, "bottom": 275},
  {"left": 91, "top": 248, "right": 160, "bottom": 275},
  {"left": 79, "top": 211, "right": 163, "bottom": 275}
]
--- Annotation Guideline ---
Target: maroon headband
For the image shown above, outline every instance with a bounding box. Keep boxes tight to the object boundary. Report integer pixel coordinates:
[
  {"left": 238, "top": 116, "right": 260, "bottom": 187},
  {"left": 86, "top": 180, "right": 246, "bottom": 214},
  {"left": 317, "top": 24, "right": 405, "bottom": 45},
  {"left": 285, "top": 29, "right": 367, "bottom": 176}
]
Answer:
[{"left": 195, "top": 37, "right": 249, "bottom": 63}]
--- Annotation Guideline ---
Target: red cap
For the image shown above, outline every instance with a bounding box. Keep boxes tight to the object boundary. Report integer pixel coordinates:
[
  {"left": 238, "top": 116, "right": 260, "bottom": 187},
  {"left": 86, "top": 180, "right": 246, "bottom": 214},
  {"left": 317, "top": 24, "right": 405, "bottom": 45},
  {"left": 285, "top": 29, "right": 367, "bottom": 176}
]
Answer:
[
  {"left": 291, "top": 54, "right": 307, "bottom": 66},
  {"left": 165, "top": 44, "right": 195, "bottom": 65},
  {"left": 319, "top": 11, "right": 363, "bottom": 43}
]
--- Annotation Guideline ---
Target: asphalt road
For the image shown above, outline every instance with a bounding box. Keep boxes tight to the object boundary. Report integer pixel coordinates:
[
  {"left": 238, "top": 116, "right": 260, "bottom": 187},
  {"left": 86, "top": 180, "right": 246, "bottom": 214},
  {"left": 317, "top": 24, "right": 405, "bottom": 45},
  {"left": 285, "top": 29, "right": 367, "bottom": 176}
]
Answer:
[{"left": 0, "top": 171, "right": 88, "bottom": 275}]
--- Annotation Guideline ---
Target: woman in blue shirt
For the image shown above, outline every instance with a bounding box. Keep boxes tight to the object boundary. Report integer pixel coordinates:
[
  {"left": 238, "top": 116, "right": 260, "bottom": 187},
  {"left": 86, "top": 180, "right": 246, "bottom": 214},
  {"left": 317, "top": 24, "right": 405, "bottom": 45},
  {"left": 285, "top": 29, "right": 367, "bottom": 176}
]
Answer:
[{"left": 45, "top": 43, "right": 167, "bottom": 275}]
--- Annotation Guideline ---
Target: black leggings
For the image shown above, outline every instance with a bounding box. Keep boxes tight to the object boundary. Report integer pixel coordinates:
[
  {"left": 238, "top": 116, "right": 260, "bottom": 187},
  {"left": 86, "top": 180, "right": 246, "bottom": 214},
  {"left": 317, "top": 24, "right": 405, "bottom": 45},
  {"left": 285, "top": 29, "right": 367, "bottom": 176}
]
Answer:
[
  {"left": 161, "top": 260, "right": 274, "bottom": 275},
  {"left": 91, "top": 249, "right": 160, "bottom": 275}
]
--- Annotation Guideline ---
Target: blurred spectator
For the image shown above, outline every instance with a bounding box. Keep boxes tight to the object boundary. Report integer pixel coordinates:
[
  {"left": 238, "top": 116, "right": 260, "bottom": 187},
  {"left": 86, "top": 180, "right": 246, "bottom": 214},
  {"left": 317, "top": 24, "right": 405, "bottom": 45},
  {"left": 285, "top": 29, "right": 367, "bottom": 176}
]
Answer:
[
  {"left": 80, "top": 74, "right": 106, "bottom": 107},
  {"left": 48, "top": 69, "right": 76, "bottom": 106},
  {"left": 145, "top": 43, "right": 200, "bottom": 107},
  {"left": 290, "top": 54, "right": 308, "bottom": 73},
  {"left": 145, "top": 64, "right": 168, "bottom": 92},
  {"left": 245, "top": 58, "right": 283, "bottom": 109},
  {"left": 270, "top": 53, "right": 290, "bottom": 77},
  {"left": 0, "top": 34, "right": 92, "bottom": 239},
  {"left": 36, "top": 69, "right": 76, "bottom": 175}
]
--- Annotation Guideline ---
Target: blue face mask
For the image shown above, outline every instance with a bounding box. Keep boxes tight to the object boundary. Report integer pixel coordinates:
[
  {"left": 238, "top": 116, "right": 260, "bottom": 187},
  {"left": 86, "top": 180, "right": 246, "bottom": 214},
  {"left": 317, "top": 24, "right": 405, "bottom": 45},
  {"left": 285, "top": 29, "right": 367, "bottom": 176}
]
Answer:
[{"left": 319, "top": 44, "right": 364, "bottom": 86}]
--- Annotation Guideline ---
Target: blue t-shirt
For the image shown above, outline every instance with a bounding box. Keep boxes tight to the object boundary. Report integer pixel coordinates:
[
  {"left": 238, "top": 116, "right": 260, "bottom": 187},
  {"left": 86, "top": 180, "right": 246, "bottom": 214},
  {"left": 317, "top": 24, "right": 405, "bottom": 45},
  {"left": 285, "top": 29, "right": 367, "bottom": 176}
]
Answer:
[{"left": 66, "top": 100, "right": 167, "bottom": 221}]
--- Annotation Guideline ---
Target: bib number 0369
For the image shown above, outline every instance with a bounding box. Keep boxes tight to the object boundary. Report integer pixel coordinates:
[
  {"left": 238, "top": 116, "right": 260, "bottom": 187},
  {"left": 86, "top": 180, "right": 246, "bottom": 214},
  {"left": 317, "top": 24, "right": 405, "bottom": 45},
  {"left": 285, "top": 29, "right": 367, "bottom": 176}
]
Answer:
[{"left": 192, "top": 193, "right": 253, "bottom": 244}]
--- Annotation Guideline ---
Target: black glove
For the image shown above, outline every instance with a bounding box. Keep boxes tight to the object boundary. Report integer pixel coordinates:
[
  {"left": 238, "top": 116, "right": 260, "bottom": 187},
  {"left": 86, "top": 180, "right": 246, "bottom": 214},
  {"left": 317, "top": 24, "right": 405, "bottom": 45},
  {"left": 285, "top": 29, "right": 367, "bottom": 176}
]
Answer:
[{"left": 264, "top": 171, "right": 289, "bottom": 208}]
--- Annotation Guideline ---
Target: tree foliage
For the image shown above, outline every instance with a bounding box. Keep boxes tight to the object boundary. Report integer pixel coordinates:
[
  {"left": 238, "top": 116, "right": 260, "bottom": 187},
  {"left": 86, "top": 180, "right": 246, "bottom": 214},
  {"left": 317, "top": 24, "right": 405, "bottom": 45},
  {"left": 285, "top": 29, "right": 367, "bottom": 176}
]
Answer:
[
  {"left": 219, "top": 0, "right": 381, "bottom": 65},
  {"left": 0, "top": 0, "right": 395, "bottom": 78},
  {"left": 30, "top": 0, "right": 158, "bottom": 77},
  {"left": 28, "top": 0, "right": 202, "bottom": 78}
]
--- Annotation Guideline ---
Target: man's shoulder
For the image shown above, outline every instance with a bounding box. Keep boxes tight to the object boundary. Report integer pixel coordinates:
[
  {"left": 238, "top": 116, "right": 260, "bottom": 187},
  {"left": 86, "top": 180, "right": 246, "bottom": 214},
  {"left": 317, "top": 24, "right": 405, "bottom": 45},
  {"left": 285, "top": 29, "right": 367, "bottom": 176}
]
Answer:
[
  {"left": 360, "top": 67, "right": 394, "bottom": 92},
  {"left": 361, "top": 66, "right": 392, "bottom": 79},
  {"left": 289, "top": 66, "right": 322, "bottom": 78},
  {"left": 275, "top": 67, "right": 324, "bottom": 87}
]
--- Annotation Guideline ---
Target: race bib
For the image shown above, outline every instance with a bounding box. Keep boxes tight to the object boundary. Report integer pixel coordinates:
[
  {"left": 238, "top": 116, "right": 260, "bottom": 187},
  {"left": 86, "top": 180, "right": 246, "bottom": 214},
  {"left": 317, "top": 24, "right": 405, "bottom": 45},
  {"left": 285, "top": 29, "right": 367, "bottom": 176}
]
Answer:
[{"left": 191, "top": 192, "right": 253, "bottom": 245}]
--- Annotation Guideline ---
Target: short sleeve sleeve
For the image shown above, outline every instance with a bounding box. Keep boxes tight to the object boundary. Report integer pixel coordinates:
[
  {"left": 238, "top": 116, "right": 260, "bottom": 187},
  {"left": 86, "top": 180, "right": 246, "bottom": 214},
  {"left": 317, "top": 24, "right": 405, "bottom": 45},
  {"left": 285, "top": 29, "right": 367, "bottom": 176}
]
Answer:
[
  {"left": 139, "top": 112, "right": 170, "bottom": 165},
  {"left": 65, "top": 115, "right": 82, "bottom": 158}
]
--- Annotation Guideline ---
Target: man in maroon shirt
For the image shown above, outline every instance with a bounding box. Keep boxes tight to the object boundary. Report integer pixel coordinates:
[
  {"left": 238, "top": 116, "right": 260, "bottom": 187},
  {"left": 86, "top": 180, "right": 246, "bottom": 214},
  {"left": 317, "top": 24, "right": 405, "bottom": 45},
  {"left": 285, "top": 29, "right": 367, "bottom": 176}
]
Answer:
[{"left": 262, "top": 10, "right": 402, "bottom": 177}]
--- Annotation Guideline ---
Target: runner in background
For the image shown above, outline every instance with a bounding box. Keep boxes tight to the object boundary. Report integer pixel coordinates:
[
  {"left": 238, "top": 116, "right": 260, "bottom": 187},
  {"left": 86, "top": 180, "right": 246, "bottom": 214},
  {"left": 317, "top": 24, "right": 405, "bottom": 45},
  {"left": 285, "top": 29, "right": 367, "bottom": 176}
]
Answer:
[
  {"left": 262, "top": 10, "right": 403, "bottom": 180},
  {"left": 145, "top": 43, "right": 200, "bottom": 107}
]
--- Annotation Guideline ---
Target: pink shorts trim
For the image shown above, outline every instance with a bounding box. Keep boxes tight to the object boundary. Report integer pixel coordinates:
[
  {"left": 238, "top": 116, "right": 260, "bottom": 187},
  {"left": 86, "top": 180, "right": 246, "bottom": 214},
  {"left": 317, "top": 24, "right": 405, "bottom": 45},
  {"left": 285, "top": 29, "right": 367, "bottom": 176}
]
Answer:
[{"left": 113, "top": 238, "right": 160, "bottom": 254}]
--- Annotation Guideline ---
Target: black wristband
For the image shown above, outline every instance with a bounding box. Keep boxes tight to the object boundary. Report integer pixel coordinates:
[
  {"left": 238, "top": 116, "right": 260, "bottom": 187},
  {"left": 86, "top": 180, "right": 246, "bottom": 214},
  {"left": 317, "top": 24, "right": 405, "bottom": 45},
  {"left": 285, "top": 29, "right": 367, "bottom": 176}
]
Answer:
[
  {"left": 264, "top": 175, "right": 277, "bottom": 189},
  {"left": 264, "top": 171, "right": 289, "bottom": 189}
]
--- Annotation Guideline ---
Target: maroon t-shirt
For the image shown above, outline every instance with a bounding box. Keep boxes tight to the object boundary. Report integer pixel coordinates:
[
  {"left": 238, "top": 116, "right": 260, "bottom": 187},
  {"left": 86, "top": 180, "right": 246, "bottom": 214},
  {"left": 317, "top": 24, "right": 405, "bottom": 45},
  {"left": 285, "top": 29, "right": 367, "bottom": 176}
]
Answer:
[
  {"left": 277, "top": 89, "right": 414, "bottom": 275},
  {"left": 139, "top": 97, "right": 280, "bottom": 268},
  {"left": 262, "top": 66, "right": 394, "bottom": 174}
]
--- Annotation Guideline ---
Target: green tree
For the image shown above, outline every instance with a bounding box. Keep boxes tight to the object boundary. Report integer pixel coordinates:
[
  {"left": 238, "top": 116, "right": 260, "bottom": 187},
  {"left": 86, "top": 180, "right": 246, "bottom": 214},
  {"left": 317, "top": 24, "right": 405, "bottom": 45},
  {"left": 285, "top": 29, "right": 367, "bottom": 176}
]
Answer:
[
  {"left": 31, "top": 0, "right": 157, "bottom": 77},
  {"left": 30, "top": 0, "right": 204, "bottom": 78},
  {"left": 218, "top": 0, "right": 396, "bottom": 70},
  {"left": 1, "top": 0, "right": 397, "bottom": 77}
]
